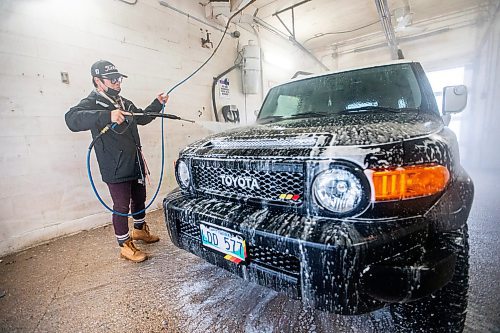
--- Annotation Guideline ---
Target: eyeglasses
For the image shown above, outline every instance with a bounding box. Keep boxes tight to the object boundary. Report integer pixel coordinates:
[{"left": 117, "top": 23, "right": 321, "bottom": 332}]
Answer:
[{"left": 107, "top": 77, "right": 123, "bottom": 84}]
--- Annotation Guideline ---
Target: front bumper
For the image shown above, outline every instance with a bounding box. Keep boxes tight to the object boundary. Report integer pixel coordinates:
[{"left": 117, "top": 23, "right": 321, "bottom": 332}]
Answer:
[{"left": 163, "top": 189, "right": 464, "bottom": 315}]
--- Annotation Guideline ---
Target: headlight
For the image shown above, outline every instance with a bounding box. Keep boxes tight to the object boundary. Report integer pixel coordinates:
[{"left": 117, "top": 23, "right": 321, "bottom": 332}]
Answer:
[
  {"left": 312, "top": 167, "right": 367, "bottom": 215},
  {"left": 176, "top": 160, "right": 191, "bottom": 189}
]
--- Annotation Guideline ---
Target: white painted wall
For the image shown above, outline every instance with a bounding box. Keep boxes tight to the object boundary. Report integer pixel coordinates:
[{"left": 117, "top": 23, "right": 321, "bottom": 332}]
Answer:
[{"left": 0, "top": 0, "right": 324, "bottom": 256}]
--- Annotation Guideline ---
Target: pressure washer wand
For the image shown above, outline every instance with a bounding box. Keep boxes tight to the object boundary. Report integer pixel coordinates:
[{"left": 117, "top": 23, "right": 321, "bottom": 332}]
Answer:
[{"left": 141, "top": 112, "right": 195, "bottom": 123}]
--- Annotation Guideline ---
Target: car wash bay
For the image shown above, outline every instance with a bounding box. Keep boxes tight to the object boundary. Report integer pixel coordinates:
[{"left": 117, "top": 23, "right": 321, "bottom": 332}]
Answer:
[{"left": 0, "top": 0, "right": 499, "bottom": 332}]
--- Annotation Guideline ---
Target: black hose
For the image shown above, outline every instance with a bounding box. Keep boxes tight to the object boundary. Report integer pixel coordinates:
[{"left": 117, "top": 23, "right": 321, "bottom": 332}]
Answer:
[
  {"left": 291, "top": 71, "right": 313, "bottom": 79},
  {"left": 118, "top": 0, "right": 137, "bottom": 5},
  {"left": 211, "top": 64, "right": 240, "bottom": 122}
]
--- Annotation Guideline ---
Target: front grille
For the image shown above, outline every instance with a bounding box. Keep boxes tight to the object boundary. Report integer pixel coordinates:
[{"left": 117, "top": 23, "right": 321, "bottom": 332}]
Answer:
[
  {"left": 192, "top": 159, "right": 304, "bottom": 205},
  {"left": 177, "top": 220, "right": 300, "bottom": 277},
  {"left": 248, "top": 245, "right": 300, "bottom": 277},
  {"left": 178, "top": 221, "right": 199, "bottom": 239}
]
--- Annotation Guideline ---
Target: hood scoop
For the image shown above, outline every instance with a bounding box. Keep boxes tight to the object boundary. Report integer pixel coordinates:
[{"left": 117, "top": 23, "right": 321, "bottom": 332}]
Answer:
[{"left": 209, "top": 137, "right": 317, "bottom": 149}]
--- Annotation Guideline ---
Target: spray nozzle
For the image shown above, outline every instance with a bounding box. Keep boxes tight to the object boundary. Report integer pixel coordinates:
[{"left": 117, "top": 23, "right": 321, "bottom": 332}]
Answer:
[{"left": 142, "top": 112, "right": 195, "bottom": 123}]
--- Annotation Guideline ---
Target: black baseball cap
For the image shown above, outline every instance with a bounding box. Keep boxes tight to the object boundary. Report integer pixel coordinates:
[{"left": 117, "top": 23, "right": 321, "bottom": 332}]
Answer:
[{"left": 90, "top": 60, "right": 128, "bottom": 79}]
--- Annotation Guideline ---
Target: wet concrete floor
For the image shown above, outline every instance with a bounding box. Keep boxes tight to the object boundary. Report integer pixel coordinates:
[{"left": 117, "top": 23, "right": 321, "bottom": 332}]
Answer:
[{"left": 0, "top": 168, "right": 499, "bottom": 333}]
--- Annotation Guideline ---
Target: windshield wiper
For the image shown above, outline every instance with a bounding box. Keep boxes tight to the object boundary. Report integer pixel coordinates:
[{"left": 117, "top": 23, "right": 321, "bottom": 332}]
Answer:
[
  {"left": 342, "top": 106, "right": 419, "bottom": 113},
  {"left": 258, "top": 112, "right": 328, "bottom": 123},
  {"left": 257, "top": 115, "right": 286, "bottom": 123},
  {"left": 288, "top": 112, "right": 328, "bottom": 119}
]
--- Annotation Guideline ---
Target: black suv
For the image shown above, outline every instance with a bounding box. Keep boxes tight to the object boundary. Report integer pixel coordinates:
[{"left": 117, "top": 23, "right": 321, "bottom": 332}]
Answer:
[{"left": 163, "top": 61, "right": 474, "bottom": 332}]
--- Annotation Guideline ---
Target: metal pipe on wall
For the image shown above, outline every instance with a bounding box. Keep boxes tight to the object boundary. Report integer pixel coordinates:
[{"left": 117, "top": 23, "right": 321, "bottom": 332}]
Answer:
[
  {"left": 374, "top": 0, "right": 399, "bottom": 60},
  {"left": 159, "top": 1, "right": 260, "bottom": 43},
  {"left": 158, "top": 1, "right": 227, "bottom": 33},
  {"left": 253, "top": 17, "right": 329, "bottom": 71}
]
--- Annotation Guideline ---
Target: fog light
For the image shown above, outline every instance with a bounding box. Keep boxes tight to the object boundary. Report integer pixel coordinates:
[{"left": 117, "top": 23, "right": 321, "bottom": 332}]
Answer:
[{"left": 176, "top": 160, "right": 191, "bottom": 189}]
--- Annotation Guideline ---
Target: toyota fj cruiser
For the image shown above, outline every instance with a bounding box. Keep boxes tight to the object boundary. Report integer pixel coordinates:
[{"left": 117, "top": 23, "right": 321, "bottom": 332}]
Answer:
[{"left": 164, "top": 61, "right": 474, "bottom": 332}]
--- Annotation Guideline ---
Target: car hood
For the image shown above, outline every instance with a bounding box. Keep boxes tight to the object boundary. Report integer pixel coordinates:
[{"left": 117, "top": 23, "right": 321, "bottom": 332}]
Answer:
[{"left": 187, "top": 111, "right": 443, "bottom": 150}]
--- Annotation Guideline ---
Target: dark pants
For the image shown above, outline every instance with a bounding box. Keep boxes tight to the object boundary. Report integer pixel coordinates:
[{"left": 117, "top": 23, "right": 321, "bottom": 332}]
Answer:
[{"left": 107, "top": 180, "right": 146, "bottom": 238}]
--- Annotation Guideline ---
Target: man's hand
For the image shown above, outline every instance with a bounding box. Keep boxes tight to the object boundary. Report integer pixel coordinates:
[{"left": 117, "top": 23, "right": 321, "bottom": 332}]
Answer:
[
  {"left": 157, "top": 93, "right": 169, "bottom": 105},
  {"left": 111, "top": 109, "right": 132, "bottom": 125}
]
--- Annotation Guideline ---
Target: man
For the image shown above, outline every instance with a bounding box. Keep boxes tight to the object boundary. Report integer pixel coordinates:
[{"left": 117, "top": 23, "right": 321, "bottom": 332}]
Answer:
[{"left": 65, "top": 60, "right": 168, "bottom": 262}]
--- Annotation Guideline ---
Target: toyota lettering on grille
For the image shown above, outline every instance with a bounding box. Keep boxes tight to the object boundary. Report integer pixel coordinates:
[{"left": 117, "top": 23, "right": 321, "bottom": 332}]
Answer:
[{"left": 219, "top": 174, "right": 260, "bottom": 190}]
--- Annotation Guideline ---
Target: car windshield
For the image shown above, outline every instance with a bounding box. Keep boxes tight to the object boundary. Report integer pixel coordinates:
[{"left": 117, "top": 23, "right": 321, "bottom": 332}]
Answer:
[{"left": 258, "top": 63, "right": 423, "bottom": 121}]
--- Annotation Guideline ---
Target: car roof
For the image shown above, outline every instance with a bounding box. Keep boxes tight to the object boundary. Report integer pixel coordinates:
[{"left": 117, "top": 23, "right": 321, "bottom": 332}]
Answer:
[{"left": 284, "top": 60, "right": 417, "bottom": 86}]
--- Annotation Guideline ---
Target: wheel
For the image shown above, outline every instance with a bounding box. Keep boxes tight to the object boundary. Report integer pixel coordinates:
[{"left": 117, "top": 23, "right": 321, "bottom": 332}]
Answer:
[{"left": 390, "top": 225, "right": 469, "bottom": 332}]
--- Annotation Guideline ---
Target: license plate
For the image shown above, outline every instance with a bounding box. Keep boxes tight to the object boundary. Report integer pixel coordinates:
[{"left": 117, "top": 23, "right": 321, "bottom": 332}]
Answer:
[{"left": 200, "top": 223, "right": 247, "bottom": 263}]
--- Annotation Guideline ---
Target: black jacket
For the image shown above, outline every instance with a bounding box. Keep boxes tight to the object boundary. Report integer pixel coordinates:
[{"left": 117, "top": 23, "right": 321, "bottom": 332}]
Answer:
[{"left": 65, "top": 90, "right": 162, "bottom": 183}]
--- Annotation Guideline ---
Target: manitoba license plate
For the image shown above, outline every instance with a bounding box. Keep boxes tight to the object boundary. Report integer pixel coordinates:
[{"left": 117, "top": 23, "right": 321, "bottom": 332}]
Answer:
[{"left": 200, "top": 223, "right": 247, "bottom": 263}]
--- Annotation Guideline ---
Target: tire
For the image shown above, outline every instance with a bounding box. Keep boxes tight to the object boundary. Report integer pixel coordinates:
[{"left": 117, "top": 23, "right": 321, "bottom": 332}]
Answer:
[{"left": 390, "top": 225, "right": 469, "bottom": 333}]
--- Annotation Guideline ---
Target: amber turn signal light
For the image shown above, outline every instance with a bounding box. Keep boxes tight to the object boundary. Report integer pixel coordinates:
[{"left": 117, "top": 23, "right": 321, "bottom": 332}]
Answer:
[{"left": 369, "top": 164, "right": 450, "bottom": 201}]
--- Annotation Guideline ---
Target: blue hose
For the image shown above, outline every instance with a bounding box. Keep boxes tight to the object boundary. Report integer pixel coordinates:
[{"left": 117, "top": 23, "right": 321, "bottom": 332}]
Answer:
[{"left": 86, "top": 104, "right": 167, "bottom": 217}]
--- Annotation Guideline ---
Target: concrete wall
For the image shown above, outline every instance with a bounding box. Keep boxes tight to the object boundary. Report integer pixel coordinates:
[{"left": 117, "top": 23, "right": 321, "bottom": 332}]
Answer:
[{"left": 0, "top": 0, "right": 322, "bottom": 256}]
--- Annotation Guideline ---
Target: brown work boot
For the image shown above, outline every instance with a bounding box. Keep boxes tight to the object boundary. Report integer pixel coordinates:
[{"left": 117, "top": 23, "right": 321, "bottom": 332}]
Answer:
[
  {"left": 120, "top": 239, "right": 147, "bottom": 262},
  {"left": 131, "top": 223, "right": 160, "bottom": 243}
]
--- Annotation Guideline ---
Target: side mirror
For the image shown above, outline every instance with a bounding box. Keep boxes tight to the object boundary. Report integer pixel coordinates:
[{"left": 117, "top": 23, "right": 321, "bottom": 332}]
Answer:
[{"left": 442, "top": 85, "right": 467, "bottom": 114}]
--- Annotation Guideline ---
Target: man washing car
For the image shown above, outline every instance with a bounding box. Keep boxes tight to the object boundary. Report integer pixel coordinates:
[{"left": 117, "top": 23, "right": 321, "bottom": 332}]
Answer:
[{"left": 65, "top": 60, "right": 168, "bottom": 262}]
